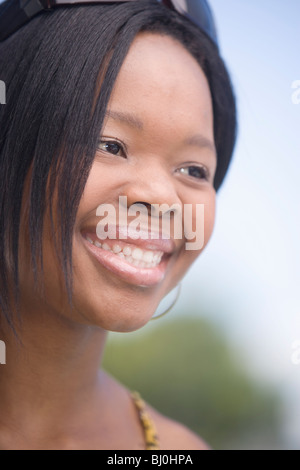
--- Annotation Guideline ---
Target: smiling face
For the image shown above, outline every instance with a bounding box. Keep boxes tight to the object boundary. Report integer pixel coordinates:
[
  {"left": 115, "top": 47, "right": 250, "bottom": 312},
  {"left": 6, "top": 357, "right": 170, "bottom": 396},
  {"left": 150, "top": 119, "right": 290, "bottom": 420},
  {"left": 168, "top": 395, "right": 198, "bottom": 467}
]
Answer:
[{"left": 18, "top": 32, "right": 217, "bottom": 332}]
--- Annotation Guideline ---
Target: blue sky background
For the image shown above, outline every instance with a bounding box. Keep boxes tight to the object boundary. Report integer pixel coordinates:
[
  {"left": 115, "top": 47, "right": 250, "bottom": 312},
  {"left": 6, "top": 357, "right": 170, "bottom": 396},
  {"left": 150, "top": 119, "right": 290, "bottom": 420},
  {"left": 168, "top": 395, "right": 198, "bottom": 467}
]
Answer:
[{"left": 0, "top": 0, "right": 299, "bottom": 449}]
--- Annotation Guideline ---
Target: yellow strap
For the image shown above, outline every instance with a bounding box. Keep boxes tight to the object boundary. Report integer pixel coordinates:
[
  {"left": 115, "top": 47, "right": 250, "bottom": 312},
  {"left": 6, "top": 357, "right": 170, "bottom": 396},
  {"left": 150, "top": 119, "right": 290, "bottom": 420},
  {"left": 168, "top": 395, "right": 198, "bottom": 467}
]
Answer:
[{"left": 131, "top": 391, "right": 160, "bottom": 450}]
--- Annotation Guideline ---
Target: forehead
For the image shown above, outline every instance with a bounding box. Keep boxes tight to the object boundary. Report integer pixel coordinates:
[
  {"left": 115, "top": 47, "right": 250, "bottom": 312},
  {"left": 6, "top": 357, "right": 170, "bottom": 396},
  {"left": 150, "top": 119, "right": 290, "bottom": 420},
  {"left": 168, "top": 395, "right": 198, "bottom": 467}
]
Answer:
[{"left": 106, "top": 32, "right": 214, "bottom": 139}]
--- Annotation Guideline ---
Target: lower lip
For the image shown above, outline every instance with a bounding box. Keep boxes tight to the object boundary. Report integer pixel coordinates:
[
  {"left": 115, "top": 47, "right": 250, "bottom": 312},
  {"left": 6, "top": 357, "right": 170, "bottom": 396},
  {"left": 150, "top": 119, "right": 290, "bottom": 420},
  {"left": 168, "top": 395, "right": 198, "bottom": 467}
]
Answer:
[{"left": 82, "top": 236, "right": 170, "bottom": 287}]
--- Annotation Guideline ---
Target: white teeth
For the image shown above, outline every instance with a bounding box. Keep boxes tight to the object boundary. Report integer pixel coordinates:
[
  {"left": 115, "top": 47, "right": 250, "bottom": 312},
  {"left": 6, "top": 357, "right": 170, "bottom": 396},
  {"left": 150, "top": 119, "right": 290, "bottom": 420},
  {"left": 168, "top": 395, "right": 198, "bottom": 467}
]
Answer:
[
  {"left": 123, "top": 246, "right": 132, "bottom": 256},
  {"left": 85, "top": 235, "right": 164, "bottom": 268},
  {"left": 143, "top": 251, "right": 154, "bottom": 263},
  {"left": 153, "top": 253, "right": 160, "bottom": 263},
  {"left": 132, "top": 247, "right": 143, "bottom": 261}
]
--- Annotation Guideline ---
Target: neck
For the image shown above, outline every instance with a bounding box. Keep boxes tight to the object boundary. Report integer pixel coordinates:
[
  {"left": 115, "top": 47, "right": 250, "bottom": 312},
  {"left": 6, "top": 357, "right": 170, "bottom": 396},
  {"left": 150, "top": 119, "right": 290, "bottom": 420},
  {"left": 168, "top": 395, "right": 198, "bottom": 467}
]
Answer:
[{"left": 0, "top": 301, "right": 109, "bottom": 433}]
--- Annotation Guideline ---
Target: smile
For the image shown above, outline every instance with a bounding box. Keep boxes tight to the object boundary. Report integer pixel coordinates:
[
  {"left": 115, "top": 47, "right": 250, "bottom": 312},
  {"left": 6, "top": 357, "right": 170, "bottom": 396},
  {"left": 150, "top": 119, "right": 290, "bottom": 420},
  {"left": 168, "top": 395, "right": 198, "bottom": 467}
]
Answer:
[{"left": 81, "top": 231, "right": 174, "bottom": 287}]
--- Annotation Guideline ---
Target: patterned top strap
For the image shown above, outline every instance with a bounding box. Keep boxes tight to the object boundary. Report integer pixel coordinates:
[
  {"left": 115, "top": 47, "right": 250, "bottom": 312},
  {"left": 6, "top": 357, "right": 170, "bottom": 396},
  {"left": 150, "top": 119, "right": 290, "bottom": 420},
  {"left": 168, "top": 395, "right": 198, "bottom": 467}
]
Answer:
[{"left": 131, "top": 391, "right": 160, "bottom": 450}]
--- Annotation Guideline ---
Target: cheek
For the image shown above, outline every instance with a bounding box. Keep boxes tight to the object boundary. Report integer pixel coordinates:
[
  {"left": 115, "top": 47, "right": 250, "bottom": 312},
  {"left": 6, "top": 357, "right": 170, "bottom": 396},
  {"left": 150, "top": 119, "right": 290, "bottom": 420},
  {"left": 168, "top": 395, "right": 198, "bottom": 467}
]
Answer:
[
  {"left": 184, "top": 190, "right": 216, "bottom": 266},
  {"left": 163, "top": 191, "right": 216, "bottom": 292},
  {"left": 204, "top": 192, "right": 216, "bottom": 243},
  {"left": 185, "top": 189, "right": 216, "bottom": 253},
  {"left": 77, "top": 161, "right": 124, "bottom": 214}
]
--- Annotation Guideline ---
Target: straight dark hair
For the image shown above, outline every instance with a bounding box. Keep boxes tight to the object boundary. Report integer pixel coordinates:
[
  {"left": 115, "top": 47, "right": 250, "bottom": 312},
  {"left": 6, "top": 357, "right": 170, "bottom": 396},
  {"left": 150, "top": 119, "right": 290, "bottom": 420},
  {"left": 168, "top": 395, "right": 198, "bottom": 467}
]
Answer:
[{"left": 0, "top": 0, "right": 237, "bottom": 332}]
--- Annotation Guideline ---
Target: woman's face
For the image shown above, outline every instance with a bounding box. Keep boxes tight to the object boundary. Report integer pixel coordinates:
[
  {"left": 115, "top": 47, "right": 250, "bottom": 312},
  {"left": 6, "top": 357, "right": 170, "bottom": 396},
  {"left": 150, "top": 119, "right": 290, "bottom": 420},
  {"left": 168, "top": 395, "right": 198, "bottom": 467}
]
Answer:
[{"left": 19, "top": 33, "right": 217, "bottom": 332}]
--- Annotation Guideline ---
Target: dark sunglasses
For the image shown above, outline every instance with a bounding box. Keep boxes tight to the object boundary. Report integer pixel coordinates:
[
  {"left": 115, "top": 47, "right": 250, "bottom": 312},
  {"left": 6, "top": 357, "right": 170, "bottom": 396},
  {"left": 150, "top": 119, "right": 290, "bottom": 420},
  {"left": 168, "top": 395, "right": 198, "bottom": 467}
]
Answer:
[{"left": 0, "top": 0, "right": 218, "bottom": 46}]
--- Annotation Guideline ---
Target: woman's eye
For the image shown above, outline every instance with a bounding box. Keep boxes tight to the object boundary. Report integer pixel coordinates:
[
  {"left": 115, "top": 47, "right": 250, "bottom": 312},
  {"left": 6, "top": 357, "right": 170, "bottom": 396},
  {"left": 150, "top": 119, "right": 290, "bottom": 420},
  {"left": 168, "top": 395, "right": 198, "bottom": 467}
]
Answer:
[
  {"left": 178, "top": 165, "right": 209, "bottom": 181},
  {"left": 97, "top": 140, "right": 125, "bottom": 157}
]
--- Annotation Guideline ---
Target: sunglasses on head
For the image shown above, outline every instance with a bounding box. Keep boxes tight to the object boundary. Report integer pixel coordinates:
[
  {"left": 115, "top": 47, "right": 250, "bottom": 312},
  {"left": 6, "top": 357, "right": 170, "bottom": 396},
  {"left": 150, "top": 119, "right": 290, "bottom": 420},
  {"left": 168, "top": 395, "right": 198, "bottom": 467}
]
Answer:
[{"left": 0, "top": 0, "right": 218, "bottom": 46}]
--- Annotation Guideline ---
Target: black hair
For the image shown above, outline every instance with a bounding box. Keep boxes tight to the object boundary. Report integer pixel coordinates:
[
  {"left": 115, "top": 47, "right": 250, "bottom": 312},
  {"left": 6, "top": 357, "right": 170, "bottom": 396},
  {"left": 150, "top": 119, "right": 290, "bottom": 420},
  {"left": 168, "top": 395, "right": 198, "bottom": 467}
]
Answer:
[{"left": 0, "top": 0, "right": 236, "bottom": 331}]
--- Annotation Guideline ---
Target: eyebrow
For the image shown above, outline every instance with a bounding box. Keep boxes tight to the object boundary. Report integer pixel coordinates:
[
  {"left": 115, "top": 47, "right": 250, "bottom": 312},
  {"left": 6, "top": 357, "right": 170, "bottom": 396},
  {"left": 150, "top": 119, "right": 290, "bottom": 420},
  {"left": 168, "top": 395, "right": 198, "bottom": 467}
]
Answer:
[
  {"left": 105, "top": 110, "right": 215, "bottom": 153},
  {"left": 184, "top": 135, "right": 216, "bottom": 154},
  {"left": 105, "top": 110, "right": 144, "bottom": 130}
]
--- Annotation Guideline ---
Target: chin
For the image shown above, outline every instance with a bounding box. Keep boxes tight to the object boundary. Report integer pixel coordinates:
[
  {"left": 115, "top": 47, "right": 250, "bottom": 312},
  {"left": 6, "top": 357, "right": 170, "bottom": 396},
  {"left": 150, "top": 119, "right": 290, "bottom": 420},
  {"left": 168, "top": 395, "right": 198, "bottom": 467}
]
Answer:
[{"left": 70, "top": 292, "right": 157, "bottom": 333}]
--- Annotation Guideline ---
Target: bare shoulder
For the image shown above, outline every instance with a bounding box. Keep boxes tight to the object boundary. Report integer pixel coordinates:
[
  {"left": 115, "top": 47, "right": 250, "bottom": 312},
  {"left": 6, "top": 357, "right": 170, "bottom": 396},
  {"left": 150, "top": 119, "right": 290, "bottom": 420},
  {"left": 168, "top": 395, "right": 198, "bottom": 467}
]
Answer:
[
  {"left": 145, "top": 403, "right": 211, "bottom": 451},
  {"left": 101, "top": 372, "right": 210, "bottom": 450}
]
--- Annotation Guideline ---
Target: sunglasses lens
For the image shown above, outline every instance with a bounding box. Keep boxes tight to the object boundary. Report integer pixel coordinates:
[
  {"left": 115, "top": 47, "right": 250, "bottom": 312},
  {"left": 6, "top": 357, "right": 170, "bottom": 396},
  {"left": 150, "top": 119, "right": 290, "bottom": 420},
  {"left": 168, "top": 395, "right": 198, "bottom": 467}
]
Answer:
[{"left": 168, "top": 0, "right": 218, "bottom": 47}]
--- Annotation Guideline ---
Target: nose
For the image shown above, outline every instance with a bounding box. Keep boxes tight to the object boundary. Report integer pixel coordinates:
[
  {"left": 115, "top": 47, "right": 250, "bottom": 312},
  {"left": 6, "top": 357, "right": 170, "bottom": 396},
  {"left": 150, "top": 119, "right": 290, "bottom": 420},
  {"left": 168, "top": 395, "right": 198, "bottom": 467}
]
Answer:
[{"left": 121, "top": 161, "right": 183, "bottom": 218}]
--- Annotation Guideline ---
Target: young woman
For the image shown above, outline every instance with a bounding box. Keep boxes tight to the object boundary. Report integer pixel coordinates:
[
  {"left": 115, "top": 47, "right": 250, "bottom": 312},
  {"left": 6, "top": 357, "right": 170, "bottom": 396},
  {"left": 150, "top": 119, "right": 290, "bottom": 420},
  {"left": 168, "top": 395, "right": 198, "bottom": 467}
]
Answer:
[{"left": 0, "top": 0, "right": 236, "bottom": 449}]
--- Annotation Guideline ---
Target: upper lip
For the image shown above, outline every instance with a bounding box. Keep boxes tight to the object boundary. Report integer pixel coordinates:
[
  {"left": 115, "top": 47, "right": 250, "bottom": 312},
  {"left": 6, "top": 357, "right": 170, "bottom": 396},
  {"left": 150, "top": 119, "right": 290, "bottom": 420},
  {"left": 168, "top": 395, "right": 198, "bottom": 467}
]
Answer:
[{"left": 81, "top": 225, "right": 177, "bottom": 254}]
